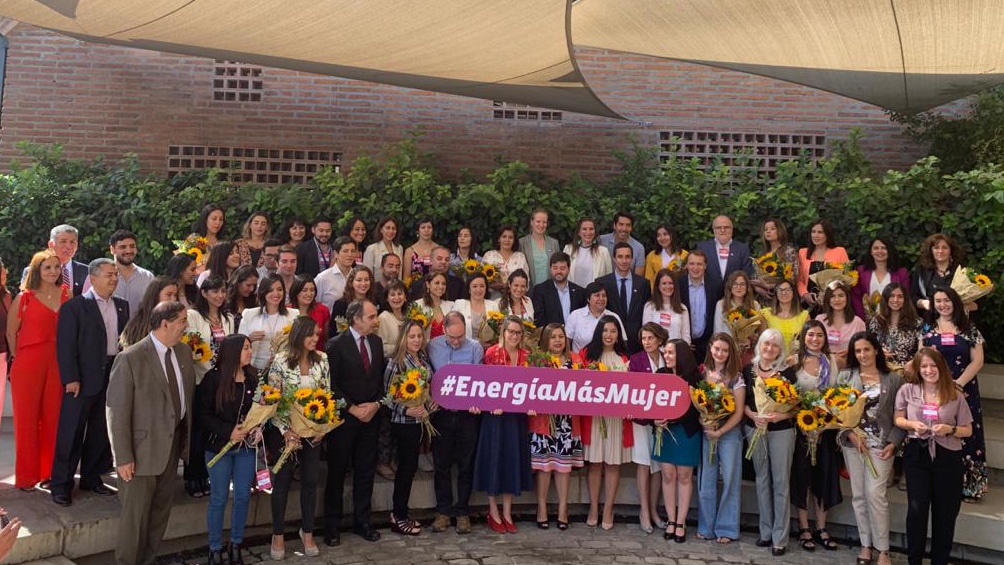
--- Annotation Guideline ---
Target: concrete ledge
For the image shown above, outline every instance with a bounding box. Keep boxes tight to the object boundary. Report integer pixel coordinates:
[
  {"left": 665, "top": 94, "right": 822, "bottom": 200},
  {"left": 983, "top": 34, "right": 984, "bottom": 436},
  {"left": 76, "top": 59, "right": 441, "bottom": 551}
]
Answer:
[
  {"left": 981, "top": 364, "right": 1004, "bottom": 401},
  {"left": 4, "top": 465, "right": 1004, "bottom": 564}
]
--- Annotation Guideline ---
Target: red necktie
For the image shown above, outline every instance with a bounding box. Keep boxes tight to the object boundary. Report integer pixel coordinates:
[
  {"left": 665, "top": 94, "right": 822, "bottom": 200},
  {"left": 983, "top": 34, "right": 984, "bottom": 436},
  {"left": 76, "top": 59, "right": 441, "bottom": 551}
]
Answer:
[{"left": 359, "top": 336, "right": 370, "bottom": 373}]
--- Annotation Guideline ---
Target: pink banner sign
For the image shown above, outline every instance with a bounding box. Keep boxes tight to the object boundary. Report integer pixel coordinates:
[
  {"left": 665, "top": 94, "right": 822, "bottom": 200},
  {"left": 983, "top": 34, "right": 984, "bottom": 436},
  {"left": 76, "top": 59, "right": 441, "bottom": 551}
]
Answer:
[{"left": 431, "top": 364, "right": 691, "bottom": 420}]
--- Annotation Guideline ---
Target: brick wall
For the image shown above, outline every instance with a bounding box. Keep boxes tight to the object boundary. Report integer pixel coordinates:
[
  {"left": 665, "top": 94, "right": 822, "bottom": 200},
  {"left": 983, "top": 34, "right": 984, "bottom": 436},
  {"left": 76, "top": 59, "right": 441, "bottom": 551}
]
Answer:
[{"left": 0, "top": 25, "right": 927, "bottom": 181}]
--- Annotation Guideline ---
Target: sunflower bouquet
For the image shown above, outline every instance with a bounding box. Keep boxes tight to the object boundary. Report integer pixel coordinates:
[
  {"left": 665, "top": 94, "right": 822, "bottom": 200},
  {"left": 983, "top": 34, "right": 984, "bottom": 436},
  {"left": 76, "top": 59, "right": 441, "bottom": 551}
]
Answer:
[
  {"left": 207, "top": 383, "right": 282, "bottom": 468},
  {"left": 272, "top": 387, "right": 346, "bottom": 473},
  {"left": 754, "top": 251, "right": 794, "bottom": 287},
  {"left": 477, "top": 310, "right": 506, "bottom": 346},
  {"left": 405, "top": 302, "right": 432, "bottom": 329},
  {"left": 403, "top": 272, "right": 424, "bottom": 291},
  {"left": 690, "top": 380, "right": 736, "bottom": 462},
  {"left": 383, "top": 365, "right": 437, "bottom": 438},
  {"left": 862, "top": 290, "right": 883, "bottom": 321},
  {"left": 725, "top": 306, "right": 764, "bottom": 349},
  {"left": 173, "top": 233, "right": 210, "bottom": 266},
  {"left": 808, "top": 260, "right": 857, "bottom": 289},
  {"left": 793, "top": 389, "right": 836, "bottom": 465},
  {"left": 665, "top": 249, "right": 690, "bottom": 275},
  {"left": 450, "top": 258, "right": 501, "bottom": 284},
  {"left": 950, "top": 266, "right": 995, "bottom": 303},
  {"left": 180, "top": 331, "right": 212, "bottom": 363},
  {"left": 521, "top": 318, "right": 540, "bottom": 349},
  {"left": 745, "top": 374, "right": 799, "bottom": 459},
  {"left": 332, "top": 316, "right": 349, "bottom": 334},
  {"left": 820, "top": 385, "right": 878, "bottom": 478},
  {"left": 526, "top": 349, "right": 562, "bottom": 434}
]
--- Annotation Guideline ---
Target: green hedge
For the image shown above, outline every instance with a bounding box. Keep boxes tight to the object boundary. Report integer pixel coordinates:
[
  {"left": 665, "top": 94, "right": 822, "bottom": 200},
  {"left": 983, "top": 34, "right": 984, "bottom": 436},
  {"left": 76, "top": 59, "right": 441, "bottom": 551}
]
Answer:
[{"left": 2, "top": 134, "right": 1003, "bottom": 360}]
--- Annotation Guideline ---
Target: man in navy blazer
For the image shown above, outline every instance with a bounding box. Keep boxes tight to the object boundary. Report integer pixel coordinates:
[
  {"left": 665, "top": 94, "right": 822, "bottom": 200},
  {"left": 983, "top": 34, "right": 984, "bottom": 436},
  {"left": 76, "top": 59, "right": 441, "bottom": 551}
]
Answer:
[
  {"left": 532, "top": 252, "right": 586, "bottom": 328},
  {"left": 52, "top": 258, "right": 129, "bottom": 506},
  {"left": 677, "top": 250, "right": 716, "bottom": 362},
  {"left": 323, "top": 299, "right": 385, "bottom": 546},
  {"left": 597, "top": 243, "right": 650, "bottom": 354},
  {"left": 695, "top": 215, "right": 752, "bottom": 303}
]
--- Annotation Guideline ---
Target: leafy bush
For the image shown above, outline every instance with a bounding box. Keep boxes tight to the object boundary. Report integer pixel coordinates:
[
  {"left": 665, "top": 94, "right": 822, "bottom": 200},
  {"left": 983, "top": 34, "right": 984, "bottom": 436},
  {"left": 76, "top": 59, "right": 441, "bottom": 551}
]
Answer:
[{"left": 2, "top": 135, "right": 1003, "bottom": 360}]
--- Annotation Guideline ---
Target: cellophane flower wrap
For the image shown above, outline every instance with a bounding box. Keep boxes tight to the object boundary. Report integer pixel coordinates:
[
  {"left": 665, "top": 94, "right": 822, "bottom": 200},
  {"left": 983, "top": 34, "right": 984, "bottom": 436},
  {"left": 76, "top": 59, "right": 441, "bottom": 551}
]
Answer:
[
  {"left": 820, "top": 385, "right": 878, "bottom": 478},
  {"left": 690, "top": 379, "right": 736, "bottom": 463},
  {"left": 808, "top": 260, "right": 858, "bottom": 289},
  {"left": 382, "top": 365, "right": 437, "bottom": 439},
  {"left": 950, "top": 266, "right": 995, "bottom": 303},
  {"left": 207, "top": 383, "right": 282, "bottom": 468},
  {"left": 272, "top": 387, "right": 345, "bottom": 473},
  {"left": 794, "top": 389, "right": 836, "bottom": 465},
  {"left": 754, "top": 251, "right": 793, "bottom": 288},
  {"left": 746, "top": 374, "right": 799, "bottom": 459},
  {"left": 725, "top": 306, "right": 764, "bottom": 349},
  {"left": 477, "top": 310, "right": 505, "bottom": 346}
]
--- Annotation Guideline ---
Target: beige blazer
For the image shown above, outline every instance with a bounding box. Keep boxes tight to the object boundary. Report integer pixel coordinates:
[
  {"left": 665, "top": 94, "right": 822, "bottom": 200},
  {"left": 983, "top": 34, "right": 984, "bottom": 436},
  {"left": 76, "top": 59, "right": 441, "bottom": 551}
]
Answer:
[{"left": 106, "top": 335, "right": 196, "bottom": 476}]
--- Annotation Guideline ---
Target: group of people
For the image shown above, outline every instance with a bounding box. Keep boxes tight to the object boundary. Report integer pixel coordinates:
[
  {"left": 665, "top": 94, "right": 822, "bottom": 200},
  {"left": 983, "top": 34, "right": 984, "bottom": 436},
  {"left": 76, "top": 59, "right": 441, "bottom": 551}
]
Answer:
[{"left": 0, "top": 205, "right": 988, "bottom": 565}]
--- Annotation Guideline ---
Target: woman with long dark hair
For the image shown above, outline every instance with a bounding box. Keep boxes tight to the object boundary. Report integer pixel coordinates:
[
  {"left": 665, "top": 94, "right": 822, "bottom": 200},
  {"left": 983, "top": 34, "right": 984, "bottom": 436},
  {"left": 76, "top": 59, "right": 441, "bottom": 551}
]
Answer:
[
  {"left": 120, "top": 277, "right": 180, "bottom": 348},
  {"left": 193, "top": 204, "right": 226, "bottom": 246},
  {"left": 563, "top": 218, "right": 612, "bottom": 288},
  {"left": 197, "top": 240, "right": 240, "bottom": 287},
  {"left": 852, "top": 237, "right": 910, "bottom": 321},
  {"left": 237, "top": 275, "right": 299, "bottom": 371},
  {"left": 868, "top": 282, "right": 921, "bottom": 367},
  {"left": 226, "top": 266, "right": 259, "bottom": 328},
  {"left": 265, "top": 316, "right": 329, "bottom": 559},
  {"left": 196, "top": 334, "right": 258, "bottom": 564},
  {"left": 797, "top": 219, "right": 849, "bottom": 310},
  {"left": 911, "top": 233, "right": 965, "bottom": 313},
  {"left": 166, "top": 252, "right": 199, "bottom": 308},
  {"left": 290, "top": 275, "right": 330, "bottom": 348}
]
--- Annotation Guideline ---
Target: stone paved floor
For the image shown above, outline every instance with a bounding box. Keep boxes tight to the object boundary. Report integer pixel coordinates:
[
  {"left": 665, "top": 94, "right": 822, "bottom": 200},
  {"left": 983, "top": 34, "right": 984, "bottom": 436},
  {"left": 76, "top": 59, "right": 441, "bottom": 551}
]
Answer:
[{"left": 159, "top": 518, "right": 903, "bottom": 565}]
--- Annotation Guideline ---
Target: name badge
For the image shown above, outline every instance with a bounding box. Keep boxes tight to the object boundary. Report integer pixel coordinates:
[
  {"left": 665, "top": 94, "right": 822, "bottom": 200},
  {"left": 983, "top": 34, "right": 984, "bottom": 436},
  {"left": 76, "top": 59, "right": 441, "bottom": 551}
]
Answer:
[
  {"left": 922, "top": 402, "right": 939, "bottom": 421},
  {"left": 659, "top": 312, "right": 673, "bottom": 326},
  {"left": 941, "top": 333, "right": 956, "bottom": 346},
  {"left": 827, "top": 329, "right": 841, "bottom": 345},
  {"left": 718, "top": 248, "right": 730, "bottom": 260}
]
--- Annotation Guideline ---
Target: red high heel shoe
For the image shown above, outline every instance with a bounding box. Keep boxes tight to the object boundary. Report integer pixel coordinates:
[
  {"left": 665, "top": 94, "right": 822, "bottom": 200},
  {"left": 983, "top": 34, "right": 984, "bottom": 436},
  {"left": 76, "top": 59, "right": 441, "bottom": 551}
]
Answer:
[
  {"left": 502, "top": 517, "right": 517, "bottom": 534},
  {"left": 488, "top": 513, "right": 507, "bottom": 534}
]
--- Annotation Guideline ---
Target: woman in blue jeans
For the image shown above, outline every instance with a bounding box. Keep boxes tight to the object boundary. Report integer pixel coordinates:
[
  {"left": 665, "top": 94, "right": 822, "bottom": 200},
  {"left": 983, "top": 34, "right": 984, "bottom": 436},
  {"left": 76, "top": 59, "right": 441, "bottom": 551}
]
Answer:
[
  {"left": 196, "top": 334, "right": 258, "bottom": 565},
  {"left": 696, "top": 333, "right": 745, "bottom": 544}
]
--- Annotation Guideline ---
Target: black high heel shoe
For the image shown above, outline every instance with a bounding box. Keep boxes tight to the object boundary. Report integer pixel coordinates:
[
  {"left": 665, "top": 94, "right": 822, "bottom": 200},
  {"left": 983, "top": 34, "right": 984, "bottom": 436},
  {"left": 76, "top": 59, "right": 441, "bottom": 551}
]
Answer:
[
  {"left": 207, "top": 548, "right": 224, "bottom": 565},
  {"left": 663, "top": 521, "right": 676, "bottom": 540},
  {"left": 228, "top": 542, "right": 246, "bottom": 565}
]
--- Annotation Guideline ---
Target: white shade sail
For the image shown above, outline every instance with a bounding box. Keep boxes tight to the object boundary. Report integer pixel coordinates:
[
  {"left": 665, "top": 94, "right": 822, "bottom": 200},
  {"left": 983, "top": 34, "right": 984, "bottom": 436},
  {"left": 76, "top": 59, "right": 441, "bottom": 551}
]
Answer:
[{"left": 1, "top": 0, "right": 1002, "bottom": 116}]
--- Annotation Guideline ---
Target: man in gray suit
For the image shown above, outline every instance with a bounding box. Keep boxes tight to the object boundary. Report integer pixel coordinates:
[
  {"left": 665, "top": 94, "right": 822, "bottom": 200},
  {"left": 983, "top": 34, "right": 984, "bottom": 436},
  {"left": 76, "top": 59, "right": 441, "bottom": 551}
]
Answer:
[{"left": 106, "top": 301, "right": 195, "bottom": 565}]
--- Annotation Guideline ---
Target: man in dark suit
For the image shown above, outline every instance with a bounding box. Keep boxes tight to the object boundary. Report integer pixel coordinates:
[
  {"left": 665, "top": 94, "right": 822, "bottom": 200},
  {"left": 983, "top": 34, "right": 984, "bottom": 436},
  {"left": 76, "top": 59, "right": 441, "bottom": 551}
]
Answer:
[
  {"left": 51, "top": 259, "right": 129, "bottom": 506},
  {"left": 323, "top": 299, "right": 385, "bottom": 546},
  {"left": 106, "top": 301, "right": 195, "bottom": 565},
  {"left": 677, "top": 250, "right": 716, "bottom": 362},
  {"left": 695, "top": 215, "right": 752, "bottom": 303},
  {"left": 22, "top": 224, "right": 90, "bottom": 295},
  {"left": 294, "top": 217, "right": 334, "bottom": 278},
  {"left": 408, "top": 246, "right": 465, "bottom": 301},
  {"left": 532, "top": 251, "right": 585, "bottom": 328},
  {"left": 597, "top": 242, "right": 650, "bottom": 354}
]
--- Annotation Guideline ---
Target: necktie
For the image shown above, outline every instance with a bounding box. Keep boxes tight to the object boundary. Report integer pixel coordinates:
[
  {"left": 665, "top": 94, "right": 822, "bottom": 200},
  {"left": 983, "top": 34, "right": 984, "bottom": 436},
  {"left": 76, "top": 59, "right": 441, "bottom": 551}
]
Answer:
[
  {"left": 164, "top": 349, "right": 182, "bottom": 423},
  {"left": 619, "top": 277, "right": 629, "bottom": 314},
  {"left": 62, "top": 264, "right": 71, "bottom": 290},
  {"left": 359, "top": 336, "right": 370, "bottom": 373}
]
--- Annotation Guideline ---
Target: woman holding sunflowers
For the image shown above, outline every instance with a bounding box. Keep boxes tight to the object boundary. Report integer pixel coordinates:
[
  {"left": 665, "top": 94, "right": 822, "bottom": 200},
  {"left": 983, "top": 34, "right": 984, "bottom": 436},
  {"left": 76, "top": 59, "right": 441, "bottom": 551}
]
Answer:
[
  {"left": 742, "top": 329, "right": 797, "bottom": 556},
  {"left": 451, "top": 273, "right": 499, "bottom": 342},
  {"left": 196, "top": 334, "right": 260, "bottom": 565},
  {"left": 472, "top": 315, "right": 533, "bottom": 533},
  {"left": 265, "top": 316, "right": 329, "bottom": 559},
  {"left": 695, "top": 333, "right": 745, "bottom": 545},
  {"left": 238, "top": 274, "right": 299, "bottom": 371},
  {"left": 816, "top": 280, "right": 866, "bottom": 367},
  {"left": 384, "top": 319, "right": 436, "bottom": 536},
  {"left": 797, "top": 220, "right": 849, "bottom": 311},
  {"left": 836, "top": 332, "right": 904, "bottom": 565},
  {"left": 751, "top": 218, "right": 799, "bottom": 301},
  {"left": 791, "top": 320, "right": 843, "bottom": 551}
]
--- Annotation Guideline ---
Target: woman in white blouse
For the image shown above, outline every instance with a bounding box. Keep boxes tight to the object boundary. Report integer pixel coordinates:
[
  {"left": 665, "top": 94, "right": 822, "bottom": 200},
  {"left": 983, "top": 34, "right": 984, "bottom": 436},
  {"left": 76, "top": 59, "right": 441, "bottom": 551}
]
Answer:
[
  {"left": 237, "top": 274, "right": 299, "bottom": 370},
  {"left": 451, "top": 273, "right": 500, "bottom": 340},
  {"left": 186, "top": 275, "right": 236, "bottom": 383},
  {"left": 642, "top": 269, "right": 691, "bottom": 344},
  {"left": 376, "top": 281, "right": 408, "bottom": 358},
  {"left": 563, "top": 218, "right": 612, "bottom": 288},
  {"left": 483, "top": 226, "right": 529, "bottom": 300},
  {"left": 363, "top": 217, "right": 403, "bottom": 281}
]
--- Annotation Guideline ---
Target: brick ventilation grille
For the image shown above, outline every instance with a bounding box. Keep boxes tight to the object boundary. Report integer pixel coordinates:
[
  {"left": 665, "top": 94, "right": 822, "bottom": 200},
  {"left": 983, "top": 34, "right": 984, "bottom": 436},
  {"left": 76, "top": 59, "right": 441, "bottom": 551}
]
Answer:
[
  {"left": 659, "top": 131, "right": 826, "bottom": 175},
  {"left": 213, "top": 61, "right": 264, "bottom": 102},
  {"left": 492, "top": 101, "right": 562, "bottom": 121},
  {"left": 167, "top": 146, "right": 342, "bottom": 185}
]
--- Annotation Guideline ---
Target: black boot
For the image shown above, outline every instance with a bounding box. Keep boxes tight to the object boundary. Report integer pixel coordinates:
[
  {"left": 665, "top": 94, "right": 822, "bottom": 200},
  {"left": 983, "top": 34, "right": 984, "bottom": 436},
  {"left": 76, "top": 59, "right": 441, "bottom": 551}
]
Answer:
[
  {"left": 207, "top": 548, "right": 225, "bottom": 565},
  {"left": 228, "top": 542, "right": 245, "bottom": 565}
]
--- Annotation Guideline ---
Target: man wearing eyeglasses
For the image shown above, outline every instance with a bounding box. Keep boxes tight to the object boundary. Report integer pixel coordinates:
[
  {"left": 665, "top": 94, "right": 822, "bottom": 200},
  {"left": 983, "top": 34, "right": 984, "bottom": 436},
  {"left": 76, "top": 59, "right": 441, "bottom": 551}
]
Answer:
[{"left": 695, "top": 215, "right": 752, "bottom": 304}]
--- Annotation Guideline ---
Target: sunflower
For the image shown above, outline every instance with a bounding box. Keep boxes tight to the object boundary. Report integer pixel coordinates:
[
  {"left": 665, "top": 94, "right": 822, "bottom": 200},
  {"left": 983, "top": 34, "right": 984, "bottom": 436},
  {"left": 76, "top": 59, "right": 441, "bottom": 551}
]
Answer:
[
  {"left": 847, "top": 270, "right": 859, "bottom": 287},
  {"left": 596, "top": 362, "right": 608, "bottom": 371},
  {"left": 783, "top": 264, "right": 794, "bottom": 280},
  {"left": 550, "top": 355, "right": 561, "bottom": 367},
  {"left": 975, "top": 273, "right": 992, "bottom": 288},
  {"left": 388, "top": 383, "right": 399, "bottom": 397},
  {"left": 180, "top": 333, "right": 192, "bottom": 345},
  {"left": 304, "top": 399, "right": 326, "bottom": 420},
  {"left": 399, "top": 378, "right": 422, "bottom": 401},
  {"left": 761, "top": 260, "right": 779, "bottom": 276},
  {"left": 721, "top": 394, "right": 736, "bottom": 413},
  {"left": 487, "top": 310, "right": 504, "bottom": 321},
  {"left": 667, "top": 259, "right": 680, "bottom": 272},
  {"left": 295, "top": 388, "right": 314, "bottom": 401},
  {"left": 796, "top": 409, "right": 819, "bottom": 431},
  {"left": 727, "top": 310, "right": 743, "bottom": 324},
  {"left": 756, "top": 253, "right": 773, "bottom": 266},
  {"left": 823, "top": 388, "right": 838, "bottom": 400},
  {"left": 764, "top": 377, "right": 785, "bottom": 389},
  {"left": 482, "top": 264, "right": 498, "bottom": 280},
  {"left": 313, "top": 388, "right": 329, "bottom": 400},
  {"left": 188, "top": 248, "right": 204, "bottom": 265},
  {"left": 692, "top": 389, "right": 708, "bottom": 408},
  {"left": 405, "top": 368, "right": 423, "bottom": 381},
  {"left": 831, "top": 397, "right": 850, "bottom": 410},
  {"left": 522, "top": 319, "right": 536, "bottom": 331},
  {"left": 463, "top": 259, "right": 479, "bottom": 275},
  {"left": 263, "top": 386, "right": 282, "bottom": 403},
  {"left": 412, "top": 313, "right": 429, "bottom": 328},
  {"left": 194, "top": 342, "right": 212, "bottom": 363}
]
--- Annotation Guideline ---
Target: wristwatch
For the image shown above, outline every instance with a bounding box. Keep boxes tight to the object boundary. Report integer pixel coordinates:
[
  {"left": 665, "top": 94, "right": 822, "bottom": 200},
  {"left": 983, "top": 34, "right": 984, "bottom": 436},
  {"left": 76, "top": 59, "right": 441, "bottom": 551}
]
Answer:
[{"left": 951, "top": 425, "right": 957, "bottom": 436}]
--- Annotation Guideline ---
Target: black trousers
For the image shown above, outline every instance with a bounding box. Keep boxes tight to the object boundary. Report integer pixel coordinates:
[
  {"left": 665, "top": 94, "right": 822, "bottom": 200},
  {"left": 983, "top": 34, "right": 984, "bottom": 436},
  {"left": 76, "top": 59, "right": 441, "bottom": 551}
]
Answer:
[
  {"left": 692, "top": 333, "right": 710, "bottom": 365},
  {"left": 390, "top": 423, "right": 422, "bottom": 519},
  {"left": 266, "top": 426, "right": 321, "bottom": 535},
  {"left": 429, "top": 409, "right": 479, "bottom": 516},
  {"left": 904, "top": 440, "right": 964, "bottom": 565},
  {"left": 50, "top": 360, "right": 113, "bottom": 496},
  {"left": 324, "top": 414, "right": 379, "bottom": 531},
  {"left": 184, "top": 414, "right": 208, "bottom": 483}
]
